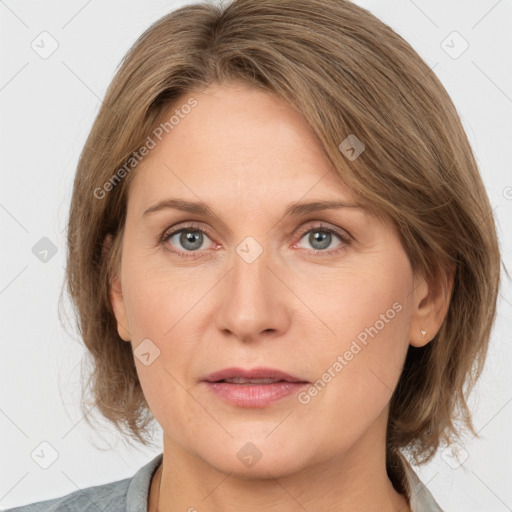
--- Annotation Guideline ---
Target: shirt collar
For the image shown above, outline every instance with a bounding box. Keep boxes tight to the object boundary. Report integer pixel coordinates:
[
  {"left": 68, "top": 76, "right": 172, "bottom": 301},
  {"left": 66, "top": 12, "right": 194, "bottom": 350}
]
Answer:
[
  {"left": 401, "top": 456, "right": 445, "bottom": 511},
  {"left": 126, "top": 452, "right": 163, "bottom": 512}
]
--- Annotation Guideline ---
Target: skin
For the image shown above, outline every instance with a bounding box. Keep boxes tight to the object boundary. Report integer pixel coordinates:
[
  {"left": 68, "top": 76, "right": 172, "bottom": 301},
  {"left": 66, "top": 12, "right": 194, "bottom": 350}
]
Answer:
[{"left": 109, "top": 81, "right": 454, "bottom": 512}]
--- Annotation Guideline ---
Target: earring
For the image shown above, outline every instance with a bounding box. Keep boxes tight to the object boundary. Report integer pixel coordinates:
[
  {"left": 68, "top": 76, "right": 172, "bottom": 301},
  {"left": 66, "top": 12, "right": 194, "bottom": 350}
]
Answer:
[{"left": 420, "top": 328, "right": 434, "bottom": 343}]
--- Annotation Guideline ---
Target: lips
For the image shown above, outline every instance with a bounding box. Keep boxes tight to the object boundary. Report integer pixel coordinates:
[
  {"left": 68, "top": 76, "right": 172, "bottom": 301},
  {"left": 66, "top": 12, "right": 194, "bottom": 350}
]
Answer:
[
  {"left": 202, "top": 367, "right": 309, "bottom": 408},
  {"left": 203, "top": 366, "right": 308, "bottom": 384}
]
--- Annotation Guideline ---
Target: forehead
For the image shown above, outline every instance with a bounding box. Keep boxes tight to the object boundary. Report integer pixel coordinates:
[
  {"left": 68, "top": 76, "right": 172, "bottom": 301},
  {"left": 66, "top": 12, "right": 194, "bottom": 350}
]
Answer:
[{"left": 128, "top": 82, "right": 358, "bottom": 211}]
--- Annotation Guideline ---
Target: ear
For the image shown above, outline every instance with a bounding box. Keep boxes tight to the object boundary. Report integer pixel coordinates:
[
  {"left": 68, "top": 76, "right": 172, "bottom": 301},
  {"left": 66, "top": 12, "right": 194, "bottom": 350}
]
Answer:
[
  {"left": 408, "top": 263, "right": 456, "bottom": 347},
  {"left": 104, "top": 234, "right": 131, "bottom": 342}
]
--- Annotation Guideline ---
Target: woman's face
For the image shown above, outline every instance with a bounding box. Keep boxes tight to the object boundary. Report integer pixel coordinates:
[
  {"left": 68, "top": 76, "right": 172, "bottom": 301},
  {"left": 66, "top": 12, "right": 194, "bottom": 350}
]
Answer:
[{"left": 110, "top": 81, "right": 423, "bottom": 477}]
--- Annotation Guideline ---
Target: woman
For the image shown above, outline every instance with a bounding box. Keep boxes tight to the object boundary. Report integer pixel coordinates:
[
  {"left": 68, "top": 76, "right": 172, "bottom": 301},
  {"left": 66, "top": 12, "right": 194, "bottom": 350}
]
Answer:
[{"left": 6, "top": 0, "right": 501, "bottom": 510}]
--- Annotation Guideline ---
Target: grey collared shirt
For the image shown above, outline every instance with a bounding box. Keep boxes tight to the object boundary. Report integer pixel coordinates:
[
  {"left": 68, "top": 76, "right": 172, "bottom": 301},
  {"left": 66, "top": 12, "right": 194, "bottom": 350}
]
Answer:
[
  {"left": 3, "top": 452, "right": 444, "bottom": 511},
  {"left": 403, "top": 460, "right": 444, "bottom": 511}
]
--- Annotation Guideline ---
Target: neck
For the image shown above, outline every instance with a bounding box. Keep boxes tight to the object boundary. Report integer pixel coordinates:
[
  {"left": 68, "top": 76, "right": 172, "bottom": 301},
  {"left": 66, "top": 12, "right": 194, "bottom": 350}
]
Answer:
[{"left": 149, "top": 414, "right": 410, "bottom": 512}]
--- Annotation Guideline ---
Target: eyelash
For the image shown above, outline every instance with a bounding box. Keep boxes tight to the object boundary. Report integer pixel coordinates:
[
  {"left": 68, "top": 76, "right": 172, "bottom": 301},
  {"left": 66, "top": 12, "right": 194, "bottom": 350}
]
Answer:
[{"left": 159, "top": 222, "right": 352, "bottom": 259}]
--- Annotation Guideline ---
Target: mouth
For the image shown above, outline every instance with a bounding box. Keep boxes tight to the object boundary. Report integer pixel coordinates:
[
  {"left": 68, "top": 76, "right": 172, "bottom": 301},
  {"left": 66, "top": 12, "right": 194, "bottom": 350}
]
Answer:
[{"left": 202, "top": 367, "right": 309, "bottom": 408}]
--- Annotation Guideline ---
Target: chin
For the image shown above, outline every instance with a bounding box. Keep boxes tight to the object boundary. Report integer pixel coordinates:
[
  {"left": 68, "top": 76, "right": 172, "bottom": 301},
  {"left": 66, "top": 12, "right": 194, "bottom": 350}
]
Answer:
[
  {"left": 211, "top": 454, "right": 305, "bottom": 481},
  {"left": 196, "top": 438, "right": 312, "bottom": 480}
]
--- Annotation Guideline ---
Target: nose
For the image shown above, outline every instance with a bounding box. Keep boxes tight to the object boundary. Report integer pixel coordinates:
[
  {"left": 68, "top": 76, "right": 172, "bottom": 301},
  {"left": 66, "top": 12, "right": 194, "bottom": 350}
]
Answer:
[{"left": 214, "top": 240, "right": 291, "bottom": 343}]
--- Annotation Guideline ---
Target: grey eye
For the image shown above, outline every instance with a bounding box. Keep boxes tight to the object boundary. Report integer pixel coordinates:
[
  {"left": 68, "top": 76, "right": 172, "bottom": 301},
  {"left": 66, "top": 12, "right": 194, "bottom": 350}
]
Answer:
[
  {"left": 297, "top": 228, "right": 343, "bottom": 252},
  {"left": 307, "top": 231, "right": 332, "bottom": 250},
  {"left": 171, "top": 230, "right": 207, "bottom": 251}
]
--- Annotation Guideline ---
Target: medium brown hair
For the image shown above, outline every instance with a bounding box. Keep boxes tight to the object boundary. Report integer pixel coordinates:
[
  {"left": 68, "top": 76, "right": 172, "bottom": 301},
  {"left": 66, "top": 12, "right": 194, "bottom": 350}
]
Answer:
[{"left": 63, "top": 0, "right": 503, "bottom": 480}]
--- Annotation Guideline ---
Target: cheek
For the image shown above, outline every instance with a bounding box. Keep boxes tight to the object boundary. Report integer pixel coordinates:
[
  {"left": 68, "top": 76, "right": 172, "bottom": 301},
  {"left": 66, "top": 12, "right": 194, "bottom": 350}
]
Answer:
[
  {"left": 121, "top": 258, "right": 200, "bottom": 341},
  {"left": 119, "top": 256, "right": 210, "bottom": 409},
  {"left": 292, "top": 260, "right": 412, "bottom": 430},
  {"left": 120, "top": 266, "right": 201, "bottom": 438}
]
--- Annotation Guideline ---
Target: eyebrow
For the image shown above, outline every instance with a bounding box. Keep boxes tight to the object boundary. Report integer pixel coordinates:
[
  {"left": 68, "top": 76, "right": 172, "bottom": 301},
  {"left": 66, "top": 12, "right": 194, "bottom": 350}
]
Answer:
[{"left": 143, "top": 198, "right": 368, "bottom": 219}]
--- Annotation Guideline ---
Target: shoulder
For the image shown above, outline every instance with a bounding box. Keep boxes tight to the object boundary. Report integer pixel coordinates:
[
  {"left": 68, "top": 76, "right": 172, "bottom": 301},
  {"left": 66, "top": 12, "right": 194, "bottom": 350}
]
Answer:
[
  {"left": 2, "top": 453, "right": 163, "bottom": 512},
  {"left": 2, "top": 477, "right": 131, "bottom": 512}
]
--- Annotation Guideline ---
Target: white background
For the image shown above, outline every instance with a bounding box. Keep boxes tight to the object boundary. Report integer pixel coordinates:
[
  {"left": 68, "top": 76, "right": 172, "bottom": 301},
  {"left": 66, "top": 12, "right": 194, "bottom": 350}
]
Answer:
[{"left": 1, "top": 0, "right": 511, "bottom": 510}]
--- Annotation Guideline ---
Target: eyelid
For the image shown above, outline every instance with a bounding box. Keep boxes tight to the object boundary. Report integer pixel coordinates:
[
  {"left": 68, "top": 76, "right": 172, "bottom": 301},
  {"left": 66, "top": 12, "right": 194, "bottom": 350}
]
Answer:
[
  {"left": 294, "top": 221, "right": 352, "bottom": 241},
  {"left": 160, "top": 221, "right": 212, "bottom": 242}
]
